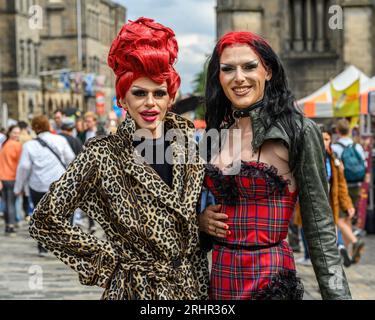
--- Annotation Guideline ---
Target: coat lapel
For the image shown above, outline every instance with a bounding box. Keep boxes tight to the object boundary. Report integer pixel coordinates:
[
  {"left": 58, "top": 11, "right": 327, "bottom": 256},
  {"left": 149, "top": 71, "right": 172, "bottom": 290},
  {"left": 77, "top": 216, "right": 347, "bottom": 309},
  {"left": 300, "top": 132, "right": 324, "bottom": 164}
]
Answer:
[{"left": 118, "top": 112, "right": 204, "bottom": 219}]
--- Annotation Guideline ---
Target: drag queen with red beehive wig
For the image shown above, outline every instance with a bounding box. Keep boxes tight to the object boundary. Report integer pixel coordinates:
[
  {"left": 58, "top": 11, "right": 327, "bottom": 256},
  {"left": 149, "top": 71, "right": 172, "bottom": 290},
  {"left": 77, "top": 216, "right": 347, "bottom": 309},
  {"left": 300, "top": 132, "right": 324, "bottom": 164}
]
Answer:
[{"left": 29, "top": 17, "right": 209, "bottom": 300}]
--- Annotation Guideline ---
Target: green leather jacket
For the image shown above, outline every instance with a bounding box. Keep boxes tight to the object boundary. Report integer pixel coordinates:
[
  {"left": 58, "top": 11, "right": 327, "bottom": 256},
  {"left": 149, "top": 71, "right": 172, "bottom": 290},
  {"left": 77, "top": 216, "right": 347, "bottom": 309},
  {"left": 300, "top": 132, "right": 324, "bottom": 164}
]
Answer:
[{"left": 248, "top": 107, "right": 352, "bottom": 300}]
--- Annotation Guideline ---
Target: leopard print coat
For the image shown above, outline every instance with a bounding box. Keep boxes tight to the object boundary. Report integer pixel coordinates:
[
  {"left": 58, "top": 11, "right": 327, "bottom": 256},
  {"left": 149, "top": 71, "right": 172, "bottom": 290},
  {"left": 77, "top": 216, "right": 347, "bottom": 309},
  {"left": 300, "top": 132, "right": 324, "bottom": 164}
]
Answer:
[{"left": 29, "top": 112, "right": 209, "bottom": 300}]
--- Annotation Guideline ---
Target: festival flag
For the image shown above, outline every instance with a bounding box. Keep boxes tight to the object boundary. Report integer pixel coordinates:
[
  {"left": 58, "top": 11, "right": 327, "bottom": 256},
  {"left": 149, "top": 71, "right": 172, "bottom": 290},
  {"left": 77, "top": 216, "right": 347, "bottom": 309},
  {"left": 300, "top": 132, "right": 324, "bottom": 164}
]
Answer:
[{"left": 331, "top": 78, "right": 360, "bottom": 117}]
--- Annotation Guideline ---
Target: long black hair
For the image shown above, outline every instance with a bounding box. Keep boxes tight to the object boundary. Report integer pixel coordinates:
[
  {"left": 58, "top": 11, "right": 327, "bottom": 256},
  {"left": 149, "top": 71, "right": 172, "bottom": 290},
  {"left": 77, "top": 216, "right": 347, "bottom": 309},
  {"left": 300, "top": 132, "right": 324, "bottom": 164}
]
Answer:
[{"left": 205, "top": 31, "right": 305, "bottom": 171}]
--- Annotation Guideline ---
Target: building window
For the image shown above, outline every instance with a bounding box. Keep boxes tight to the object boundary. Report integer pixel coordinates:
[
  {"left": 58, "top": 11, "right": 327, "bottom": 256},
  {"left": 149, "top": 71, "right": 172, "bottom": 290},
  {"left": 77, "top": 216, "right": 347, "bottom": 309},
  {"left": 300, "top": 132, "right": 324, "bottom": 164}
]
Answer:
[
  {"left": 48, "top": 12, "right": 63, "bottom": 36},
  {"left": 27, "top": 40, "right": 33, "bottom": 75},
  {"left": 288, "top": 0, "right": 331, "bottom": 53},
  {"left": 47, "top": 56, "right": 67, "bottom": 70},
  {"left": 34, "top": 44, "right": 39, "bottom": 75},
  {"left": 19, "top": 40, "right": 25, "bottom": 74},
  {"left": 89, "top": 10, "right": 100, "bottom": 40},
  {"left": 28, "top": 99, "right": 34, "bottom": 115}
]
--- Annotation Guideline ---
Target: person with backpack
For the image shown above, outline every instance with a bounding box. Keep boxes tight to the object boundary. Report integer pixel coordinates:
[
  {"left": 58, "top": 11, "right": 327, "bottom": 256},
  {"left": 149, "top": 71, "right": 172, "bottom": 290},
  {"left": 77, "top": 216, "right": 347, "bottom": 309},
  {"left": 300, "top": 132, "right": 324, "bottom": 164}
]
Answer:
[
  {"left": 332, "top": 119, "right": 366, "bottom": 208},
  {"left": 332, "top": 118, "right": 365, "bottom": 264}
]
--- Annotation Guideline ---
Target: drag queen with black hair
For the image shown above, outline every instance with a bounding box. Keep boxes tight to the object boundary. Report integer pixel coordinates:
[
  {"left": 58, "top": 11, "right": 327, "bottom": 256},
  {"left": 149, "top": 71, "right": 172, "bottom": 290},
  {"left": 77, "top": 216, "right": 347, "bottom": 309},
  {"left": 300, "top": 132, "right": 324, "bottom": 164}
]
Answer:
[
  {"left": 29, "top": 17, "right": 209, "bottom": 300},
  {"left": 198, "top": 31, "right": 352, "bottom": 300}
]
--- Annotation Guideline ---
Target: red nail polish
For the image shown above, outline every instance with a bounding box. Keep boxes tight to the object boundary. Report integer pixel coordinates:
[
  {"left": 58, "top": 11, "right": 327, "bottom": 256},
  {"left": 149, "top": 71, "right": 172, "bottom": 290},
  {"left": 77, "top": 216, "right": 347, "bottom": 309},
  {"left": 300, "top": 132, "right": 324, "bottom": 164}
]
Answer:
[{"left": 227, "top": 231, "right": 231, "bottom": 236}]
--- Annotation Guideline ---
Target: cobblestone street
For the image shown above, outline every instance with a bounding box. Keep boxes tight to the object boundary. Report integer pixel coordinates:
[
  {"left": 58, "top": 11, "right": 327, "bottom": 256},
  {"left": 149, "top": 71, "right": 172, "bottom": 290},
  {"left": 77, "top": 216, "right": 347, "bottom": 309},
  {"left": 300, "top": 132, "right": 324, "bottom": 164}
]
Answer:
[
  {"left": 295, "top": 234, "right": 375, "bottom": 300},
  {"left": 1, "top": 219, "right": 374, "bottom": 300}
]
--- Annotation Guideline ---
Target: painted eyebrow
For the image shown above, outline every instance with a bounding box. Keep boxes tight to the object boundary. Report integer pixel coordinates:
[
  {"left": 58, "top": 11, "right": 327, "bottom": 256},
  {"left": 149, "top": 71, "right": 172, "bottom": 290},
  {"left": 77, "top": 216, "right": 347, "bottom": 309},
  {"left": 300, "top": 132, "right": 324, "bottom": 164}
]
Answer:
[
  {"left": 220, "top": 60, "right": 259, "bottom": 67},
  {"left": 131, "top": 86, "right": 168, "bottom": 91}
]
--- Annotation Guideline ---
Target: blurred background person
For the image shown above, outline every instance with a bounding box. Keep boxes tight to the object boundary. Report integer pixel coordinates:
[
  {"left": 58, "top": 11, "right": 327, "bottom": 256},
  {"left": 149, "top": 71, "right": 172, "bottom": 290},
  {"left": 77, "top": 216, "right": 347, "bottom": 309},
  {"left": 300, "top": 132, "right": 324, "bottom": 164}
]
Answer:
[
  {"left": 59, "top": 119, "right": 85, "bottom": 227},
  {"left": 14, "top": 115, "right": 75, "bottom": 256},
  {"left": 296, "top": 127, "right": 365, "bottom": 266},
  {"left": 17, "top": 121, "right": 33, "bottom": 145},
  {"left": 75, "top": 117, "right": 85, "bottom": 141},
  {"left": 295, "top": 128, "right": 361, "bottom": 267},
  {"left": 80, "top": 112, "right": 106, "bottom": 145},
  {"left": 52, "top": 109, "right": 65, "bottom": 134},
  {"left": 332, "top": 119, "right": 366, "bottom": 217},
  {"left": 0, "top": 125, "right": 22, "bottom": 236},
  {"left": 60, "top": 120, "right": 83, "bottom": 156},
  {"left": 0, "top": 127, "right": 6, "bottom": 147},
  {"left": 17, "top": 121, "right": 34, "bottom": 221}
]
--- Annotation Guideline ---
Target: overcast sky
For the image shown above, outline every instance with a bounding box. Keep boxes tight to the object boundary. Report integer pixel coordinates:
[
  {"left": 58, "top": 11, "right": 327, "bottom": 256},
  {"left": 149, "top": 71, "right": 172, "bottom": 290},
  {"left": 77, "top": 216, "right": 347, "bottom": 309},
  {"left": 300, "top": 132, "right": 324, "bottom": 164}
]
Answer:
[{"left": 112, "top": 0, "right": 216, "bottom": 94}]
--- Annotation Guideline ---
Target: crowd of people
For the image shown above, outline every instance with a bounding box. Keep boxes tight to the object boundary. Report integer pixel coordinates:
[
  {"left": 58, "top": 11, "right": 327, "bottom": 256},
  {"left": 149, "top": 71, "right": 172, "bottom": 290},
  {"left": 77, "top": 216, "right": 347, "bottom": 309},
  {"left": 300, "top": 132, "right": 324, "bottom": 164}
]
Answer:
[
  {"left": 0, "top": 110, "right": 120, "bottom": 254},
  {"left": 290, "top": 118, "right": 367, "bottom": 268}
]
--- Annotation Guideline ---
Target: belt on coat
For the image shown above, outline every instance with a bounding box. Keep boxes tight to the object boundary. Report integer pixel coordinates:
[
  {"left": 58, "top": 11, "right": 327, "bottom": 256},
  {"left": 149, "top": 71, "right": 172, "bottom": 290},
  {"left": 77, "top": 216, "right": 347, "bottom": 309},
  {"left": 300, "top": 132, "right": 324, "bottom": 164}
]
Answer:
[{"left": 117, "top": 255, "right": 189, "bottom": 284}]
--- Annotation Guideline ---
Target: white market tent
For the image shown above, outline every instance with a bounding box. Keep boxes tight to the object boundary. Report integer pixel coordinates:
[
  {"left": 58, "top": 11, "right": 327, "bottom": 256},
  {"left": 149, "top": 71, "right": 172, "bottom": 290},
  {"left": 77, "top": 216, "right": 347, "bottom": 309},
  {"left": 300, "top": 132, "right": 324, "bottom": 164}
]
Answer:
[{"left": 297, "top": 65, "right": 373, "bottom": 118}]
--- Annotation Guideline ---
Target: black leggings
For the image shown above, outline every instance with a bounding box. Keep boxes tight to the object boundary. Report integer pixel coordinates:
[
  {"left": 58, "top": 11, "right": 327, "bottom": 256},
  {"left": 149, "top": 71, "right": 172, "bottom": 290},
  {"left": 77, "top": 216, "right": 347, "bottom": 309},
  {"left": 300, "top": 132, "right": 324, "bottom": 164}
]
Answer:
[
  {"left": 29, "top": 188, "right": 46, "bottom": 207},
  {"left": 29, "top": 188, "right": 47, "bottom": 253}
]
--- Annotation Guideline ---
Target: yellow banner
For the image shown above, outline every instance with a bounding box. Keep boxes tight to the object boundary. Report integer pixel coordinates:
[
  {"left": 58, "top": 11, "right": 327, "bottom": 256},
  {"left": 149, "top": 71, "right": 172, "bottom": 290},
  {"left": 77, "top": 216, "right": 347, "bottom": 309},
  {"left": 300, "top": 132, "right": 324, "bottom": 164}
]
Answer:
[{"left": 331, "top": 79, "right": 360, "bottom": 117}]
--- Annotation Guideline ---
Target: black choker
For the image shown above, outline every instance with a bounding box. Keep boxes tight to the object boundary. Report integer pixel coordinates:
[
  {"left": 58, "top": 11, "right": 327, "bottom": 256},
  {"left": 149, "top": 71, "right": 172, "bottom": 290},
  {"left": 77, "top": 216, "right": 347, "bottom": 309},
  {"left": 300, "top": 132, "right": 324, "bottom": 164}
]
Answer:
[{"left": 232, "top": 100, "right": 263, "bottom": 118}]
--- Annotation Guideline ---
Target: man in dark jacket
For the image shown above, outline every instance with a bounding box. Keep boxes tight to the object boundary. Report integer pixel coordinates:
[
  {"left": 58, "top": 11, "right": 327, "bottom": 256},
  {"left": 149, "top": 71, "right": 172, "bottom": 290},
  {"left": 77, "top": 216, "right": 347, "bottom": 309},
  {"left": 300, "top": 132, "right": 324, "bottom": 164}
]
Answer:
[{"left": 60, "top": 120, "right": 83, "bottom": 156}]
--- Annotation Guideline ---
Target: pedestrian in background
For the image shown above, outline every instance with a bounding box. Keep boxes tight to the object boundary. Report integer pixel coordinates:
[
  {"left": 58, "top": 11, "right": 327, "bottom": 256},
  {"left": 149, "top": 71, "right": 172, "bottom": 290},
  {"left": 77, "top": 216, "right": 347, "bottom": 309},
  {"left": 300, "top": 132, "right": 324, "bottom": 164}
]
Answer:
[
  {"left": 332, "top": 119, "right": 366, "bottom": 264},
  {"left": 332, "top": 119, "right": 366, "bottom": 213},
  {"left": 0, "top": 125, "right": 22, "bottom": 236},
  {"left": 295, "top": 128, "right": 362, "bottom": 267},
  {"left": 14, "top": 115, "right": 75, "bottom": 256},
  {"left": 52, "top": 109, "right": 65, "bottom": 134},
  {"left": 17, "top": 121, "right": 33, "bottom": 221},
  {"left": 18, "top": 121, "right": 33, "bottom": 145},
  {"left": 60, "top": 120, "right": 83, "bottom": 156},
  {"left": 75, "top": 118, "right": 85, "bottom": 141},
  {"left": 0, "top": 127, "right": 7, "bottom": 147},
  {"left": 79, "top": 111, "right": 106, "bottom": 234},
  {"left": 80, "top": 112, "right": 106, "bottom": 144},
  {"left": 59, "top": 119, "right": 84, "bottom": 227}
]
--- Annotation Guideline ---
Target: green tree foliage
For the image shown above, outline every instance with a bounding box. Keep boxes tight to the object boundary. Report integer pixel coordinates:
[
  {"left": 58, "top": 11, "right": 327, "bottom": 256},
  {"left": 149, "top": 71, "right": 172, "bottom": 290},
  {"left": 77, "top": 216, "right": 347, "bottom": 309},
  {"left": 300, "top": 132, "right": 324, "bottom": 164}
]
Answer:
[{"left": 192, "top": 60, "right": 208, "bottom": 120}]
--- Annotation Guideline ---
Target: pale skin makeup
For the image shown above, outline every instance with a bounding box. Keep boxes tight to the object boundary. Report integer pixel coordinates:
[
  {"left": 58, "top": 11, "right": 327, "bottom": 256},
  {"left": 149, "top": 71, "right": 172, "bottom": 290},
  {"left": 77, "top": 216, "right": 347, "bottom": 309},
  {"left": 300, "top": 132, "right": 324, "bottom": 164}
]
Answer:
[
  {"left": 100, "top": 77, "right": 172, "bottom": 289},
  {"left": 199, "top": 44, "right": 297, "bottom": 238},
  {"left": 120, "top": 77, "right": 172, "bottom": 139}
]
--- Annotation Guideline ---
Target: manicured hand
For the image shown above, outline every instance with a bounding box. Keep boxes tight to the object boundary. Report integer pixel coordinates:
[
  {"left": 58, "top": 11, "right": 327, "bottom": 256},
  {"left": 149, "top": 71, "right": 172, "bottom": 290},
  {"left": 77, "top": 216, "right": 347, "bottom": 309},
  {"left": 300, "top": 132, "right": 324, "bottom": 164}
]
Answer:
[{"left": 198, "top": 204, "right": 230, "bottom": 238}]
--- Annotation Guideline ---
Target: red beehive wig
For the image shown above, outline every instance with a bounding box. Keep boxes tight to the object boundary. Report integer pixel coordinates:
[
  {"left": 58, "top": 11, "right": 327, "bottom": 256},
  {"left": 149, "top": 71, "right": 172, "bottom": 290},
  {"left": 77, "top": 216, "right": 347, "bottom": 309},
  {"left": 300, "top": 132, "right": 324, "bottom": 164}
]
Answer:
[{"left": 107, "top": 17, "right": 181, "bottom": 107}]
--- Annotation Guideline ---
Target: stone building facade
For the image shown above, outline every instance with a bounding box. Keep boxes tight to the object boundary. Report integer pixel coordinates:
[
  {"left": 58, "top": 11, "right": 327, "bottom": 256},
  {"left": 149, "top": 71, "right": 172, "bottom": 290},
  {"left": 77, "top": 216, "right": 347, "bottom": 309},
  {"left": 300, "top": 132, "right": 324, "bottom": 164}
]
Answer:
[
  {"left": 216, "top": 0, "right": 375, "bottom": 99},
  {"left": 0, "top": 0, "right": 126, "bottom": 121},
  {"left": 0, "top": 0, "right": 43, "bottom": 121}
]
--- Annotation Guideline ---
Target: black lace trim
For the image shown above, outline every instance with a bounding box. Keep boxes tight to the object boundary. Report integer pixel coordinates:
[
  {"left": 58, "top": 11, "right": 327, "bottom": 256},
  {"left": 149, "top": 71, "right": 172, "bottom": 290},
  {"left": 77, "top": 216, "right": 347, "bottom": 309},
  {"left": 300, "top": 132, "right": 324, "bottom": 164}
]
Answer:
[
  {"left": 253, "top": 270, "right": 304, "bottom": 300},
  {"left": 205, "top": 161, "right": 291, "bottom": 203}
]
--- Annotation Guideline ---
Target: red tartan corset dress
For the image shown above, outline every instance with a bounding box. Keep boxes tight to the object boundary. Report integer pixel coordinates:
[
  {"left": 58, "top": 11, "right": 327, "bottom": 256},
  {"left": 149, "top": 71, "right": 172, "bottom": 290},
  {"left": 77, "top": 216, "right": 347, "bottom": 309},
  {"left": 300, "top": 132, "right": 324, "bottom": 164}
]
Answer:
[{"left": 203, "top": 160, "right": 304, "bottom": 300}]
